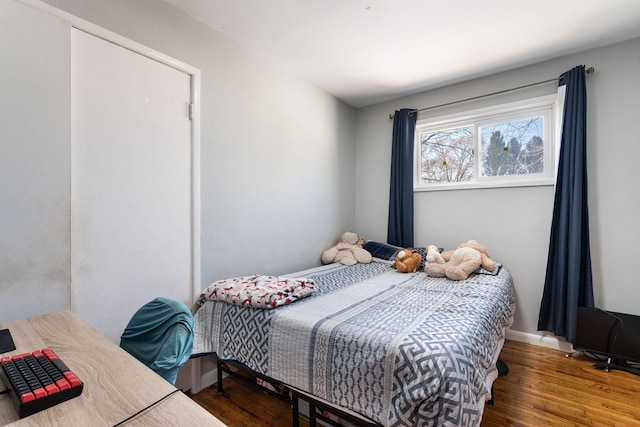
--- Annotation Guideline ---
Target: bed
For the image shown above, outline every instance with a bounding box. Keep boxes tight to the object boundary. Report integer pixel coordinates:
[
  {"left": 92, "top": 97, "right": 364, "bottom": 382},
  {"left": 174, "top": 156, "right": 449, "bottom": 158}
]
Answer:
[{"left": 192, "top": 256, "right": 515, "bottom": 427}]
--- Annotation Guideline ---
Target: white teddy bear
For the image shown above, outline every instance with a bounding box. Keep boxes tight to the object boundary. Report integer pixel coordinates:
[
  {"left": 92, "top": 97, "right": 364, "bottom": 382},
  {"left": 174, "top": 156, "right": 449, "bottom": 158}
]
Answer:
[
  {"left": 321, "top": 231, "right": 372, "bottom": 266},
  {"left": 426, "top": 244, "right": 444, "bottom": 264}
]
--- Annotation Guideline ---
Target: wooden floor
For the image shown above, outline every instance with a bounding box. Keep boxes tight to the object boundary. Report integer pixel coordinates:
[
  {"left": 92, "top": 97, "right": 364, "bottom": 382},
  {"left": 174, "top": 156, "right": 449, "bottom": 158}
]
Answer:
[{"left": 190, "top": 340, "right": 640, "bottom": 426}]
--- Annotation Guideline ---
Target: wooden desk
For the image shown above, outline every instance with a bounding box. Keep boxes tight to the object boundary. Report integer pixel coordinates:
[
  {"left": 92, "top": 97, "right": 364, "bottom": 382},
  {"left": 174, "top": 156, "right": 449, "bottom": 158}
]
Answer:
[{"left": 0, "top": 311, "right": 226, "bottom": 426}]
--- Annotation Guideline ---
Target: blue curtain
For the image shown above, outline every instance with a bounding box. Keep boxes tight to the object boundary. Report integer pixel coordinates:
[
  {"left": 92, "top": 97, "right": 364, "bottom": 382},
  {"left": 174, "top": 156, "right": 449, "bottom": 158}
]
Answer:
[
  {"left": 387, "top": 109, "right": 417, "bottom": 247},
  {"left": 538, "top": 65, "right": 594, "bottom": 344}
]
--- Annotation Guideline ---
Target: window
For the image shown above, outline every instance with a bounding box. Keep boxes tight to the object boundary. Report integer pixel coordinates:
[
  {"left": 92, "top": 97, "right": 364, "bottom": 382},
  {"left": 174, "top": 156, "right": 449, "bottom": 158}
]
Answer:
[{"left": 415, "top": 94, "right": 563, "bottom": 191}]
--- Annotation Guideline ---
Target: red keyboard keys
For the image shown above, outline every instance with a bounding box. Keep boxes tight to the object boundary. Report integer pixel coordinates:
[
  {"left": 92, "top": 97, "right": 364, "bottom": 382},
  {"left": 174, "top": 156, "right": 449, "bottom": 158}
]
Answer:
[{"left": 0, "top": 348, "right": 83, "bottom": 418}]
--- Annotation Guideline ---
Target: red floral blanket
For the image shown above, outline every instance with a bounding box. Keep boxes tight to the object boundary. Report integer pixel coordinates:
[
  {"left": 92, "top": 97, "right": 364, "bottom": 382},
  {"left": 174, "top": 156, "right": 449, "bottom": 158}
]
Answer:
[{"left": 200, "top": 275, "right": 316, "bottom": 309}]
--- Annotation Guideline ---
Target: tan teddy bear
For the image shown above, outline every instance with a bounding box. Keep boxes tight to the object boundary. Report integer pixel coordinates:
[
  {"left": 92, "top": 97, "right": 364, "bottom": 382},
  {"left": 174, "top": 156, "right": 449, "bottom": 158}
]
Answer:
[
  {"left": 424, "top": 240, "right": 496, "bottom": 280},
  {"left": 321, "top": 231, "right": 372, "bottom": 266},
  {"left": 394, "top": 248, "right": 422, "bottom": 273}
]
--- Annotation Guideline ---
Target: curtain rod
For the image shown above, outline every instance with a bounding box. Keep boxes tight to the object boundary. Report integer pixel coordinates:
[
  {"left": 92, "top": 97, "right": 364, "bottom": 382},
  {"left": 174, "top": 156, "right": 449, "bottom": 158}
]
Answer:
[{"left": 388, "top": 66, "right": 594, "bottom": 119}]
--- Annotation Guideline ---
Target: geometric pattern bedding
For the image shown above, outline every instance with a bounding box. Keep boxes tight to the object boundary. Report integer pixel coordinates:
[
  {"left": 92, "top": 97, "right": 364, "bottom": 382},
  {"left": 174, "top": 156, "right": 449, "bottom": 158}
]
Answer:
[{"left": 193, "top": 262, "right": 515, "bottom": 427}]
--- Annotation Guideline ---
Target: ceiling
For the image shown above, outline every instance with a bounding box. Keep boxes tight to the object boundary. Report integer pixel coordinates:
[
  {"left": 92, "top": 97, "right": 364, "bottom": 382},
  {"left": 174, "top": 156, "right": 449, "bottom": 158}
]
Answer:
[{"left": 164, "top": 0, "right": 640, "bottom": 108}]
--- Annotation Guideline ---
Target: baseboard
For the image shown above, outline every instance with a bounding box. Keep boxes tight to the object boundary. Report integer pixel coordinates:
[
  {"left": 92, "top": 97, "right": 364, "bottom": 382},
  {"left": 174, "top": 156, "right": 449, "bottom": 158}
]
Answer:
[
  {"left": 506, "top": 329, "right": 573, "bottom": 353},
  {"left": 199, "top": 367, "right": 218, "bottom": 392},
  {"left": 184, "top": 357, "right": 219, "bottom": 394}
]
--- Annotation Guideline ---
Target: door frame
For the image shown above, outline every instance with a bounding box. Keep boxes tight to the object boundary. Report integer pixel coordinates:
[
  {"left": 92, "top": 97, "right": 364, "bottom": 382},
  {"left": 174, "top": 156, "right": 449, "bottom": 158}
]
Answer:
[
  {"left": 17, "top": 0, "right": 203, "bottom": 391},
  {"left": 18, "top": 0, "right": 202, "bottom": 306}
]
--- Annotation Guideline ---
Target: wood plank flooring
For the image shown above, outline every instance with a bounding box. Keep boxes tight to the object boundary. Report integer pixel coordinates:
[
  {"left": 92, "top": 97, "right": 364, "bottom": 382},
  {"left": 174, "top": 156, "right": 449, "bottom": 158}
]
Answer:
[{"left": 190, "top": 340, "right": 640, "bottom": 426}]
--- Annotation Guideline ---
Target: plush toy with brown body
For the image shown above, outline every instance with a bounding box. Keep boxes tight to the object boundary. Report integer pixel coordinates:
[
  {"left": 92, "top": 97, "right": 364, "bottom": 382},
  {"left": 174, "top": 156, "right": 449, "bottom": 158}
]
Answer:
[
  {"left": 424, "top": 240, "right": 496, "bottom": 280},
  {"left": 394, "top": 248, "right": 422, "bottom": 273}
]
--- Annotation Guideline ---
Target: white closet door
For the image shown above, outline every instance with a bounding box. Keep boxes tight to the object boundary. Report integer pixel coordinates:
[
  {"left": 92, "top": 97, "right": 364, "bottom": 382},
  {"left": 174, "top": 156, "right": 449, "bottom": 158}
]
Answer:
[{"left": 71, "top": 28, "right": 193, "bottom": 342}]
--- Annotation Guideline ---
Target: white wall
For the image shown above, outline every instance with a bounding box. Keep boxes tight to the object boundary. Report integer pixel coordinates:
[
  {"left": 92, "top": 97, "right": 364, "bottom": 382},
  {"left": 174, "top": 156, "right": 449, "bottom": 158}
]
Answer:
[
  {"left": 1, "top": 0, "right": 356, "bottom": 323},
  {"left": 355, "top": 37, "right": 640, "bottom": 340},
  {"left": 0, "top": 1, "right": 70, "bottom": 321},
  {"left": 39, "top": 0, "right": 357, "bottom": 284},
  {"left": 4, "top": 0, "right": 638, "bottom": 348}
]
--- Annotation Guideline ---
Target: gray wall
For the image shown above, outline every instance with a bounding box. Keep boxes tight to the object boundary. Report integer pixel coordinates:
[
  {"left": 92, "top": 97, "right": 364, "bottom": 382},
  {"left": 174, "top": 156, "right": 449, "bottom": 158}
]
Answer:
[
  {"left": 39, "top": 0, "right": 357, "bottom": 282},
  {"left": 1, "top": 0, "right": 356, "bottom": 322},
  {"left": 3, "top": 0, "right": 638, "bottom": 343},
  {"left": 355, "top": 37, "right": 640, "bottom": 338},
  {"left": 0, "top": 1, "right": 70, "bottom": 320}
]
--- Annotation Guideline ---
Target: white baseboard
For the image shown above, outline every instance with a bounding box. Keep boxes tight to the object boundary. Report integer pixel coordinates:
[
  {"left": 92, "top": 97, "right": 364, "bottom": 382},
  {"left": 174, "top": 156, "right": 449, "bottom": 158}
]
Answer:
[
  {"left": 506, "top": 329, "right": 573, "bottom": 353},
  {"left": 199, "top": 368, "right": 218, "bottom": 392},
  {"left": 184, "top": 357, "right": 218, "bottom": 394}
]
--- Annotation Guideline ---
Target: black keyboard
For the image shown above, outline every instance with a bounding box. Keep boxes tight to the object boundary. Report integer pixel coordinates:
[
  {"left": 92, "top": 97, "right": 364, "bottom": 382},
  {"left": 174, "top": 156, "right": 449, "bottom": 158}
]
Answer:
[{"left": 1, "top": 348, "right": 83, "bottom": 418}]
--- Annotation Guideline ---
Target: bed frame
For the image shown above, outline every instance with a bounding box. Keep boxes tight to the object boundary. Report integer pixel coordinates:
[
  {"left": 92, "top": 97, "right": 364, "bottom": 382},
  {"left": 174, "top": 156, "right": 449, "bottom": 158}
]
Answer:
[
  {"left": 215, "top": 355, "right": 506, "bottom": 426},
  {"left": 193, "top": 262, "right": 515, "bottom": 426},
  {"left": 216, "top": 357, "right": 382, "bottom": 427}
]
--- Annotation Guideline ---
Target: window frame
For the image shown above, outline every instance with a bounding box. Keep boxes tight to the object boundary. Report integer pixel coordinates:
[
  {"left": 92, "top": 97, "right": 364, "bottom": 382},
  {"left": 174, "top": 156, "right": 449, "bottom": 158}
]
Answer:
[{"left": 414, "top": 93, "right": 564, "bottom": 192}]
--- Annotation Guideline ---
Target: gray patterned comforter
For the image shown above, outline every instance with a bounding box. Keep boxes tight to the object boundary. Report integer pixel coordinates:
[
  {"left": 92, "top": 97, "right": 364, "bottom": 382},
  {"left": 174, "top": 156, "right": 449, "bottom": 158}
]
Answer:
[{"left": 193, "top": 262, "right": 515, "bottom": 426}]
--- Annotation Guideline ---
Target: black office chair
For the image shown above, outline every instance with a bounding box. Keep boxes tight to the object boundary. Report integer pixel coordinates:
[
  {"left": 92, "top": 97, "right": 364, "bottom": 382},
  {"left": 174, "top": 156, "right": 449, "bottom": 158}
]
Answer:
[{"left": 119, "top": 297, "right": 194, "bottom": 385}]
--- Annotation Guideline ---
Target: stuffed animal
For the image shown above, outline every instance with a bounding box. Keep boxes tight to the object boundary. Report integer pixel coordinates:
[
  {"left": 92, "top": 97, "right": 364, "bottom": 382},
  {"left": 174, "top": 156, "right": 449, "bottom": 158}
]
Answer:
[
  {"left": 425, "top": 244, "right": 443, "bottom": 264},
  {"left": 424, "top": 240, "right": 496, "bottom": 281},
  {"left": 321, "top": 231, "right": 372, "bottom": 266},
  {"left": 394, "top": 248, "right": 422, "bottom": 273}
]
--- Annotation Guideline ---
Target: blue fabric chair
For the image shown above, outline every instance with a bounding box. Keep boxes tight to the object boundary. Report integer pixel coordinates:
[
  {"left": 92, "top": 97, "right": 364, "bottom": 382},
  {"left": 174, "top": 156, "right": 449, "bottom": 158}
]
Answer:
[{"left": 120, "top": 297, "right": 194, "bottom": 385}]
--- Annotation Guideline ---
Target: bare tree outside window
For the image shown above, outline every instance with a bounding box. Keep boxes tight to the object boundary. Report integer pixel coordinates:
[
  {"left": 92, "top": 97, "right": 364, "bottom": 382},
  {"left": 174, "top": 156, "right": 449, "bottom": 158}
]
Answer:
[
  {"left": 414, "top": 94, "right": 557, "bottom": 191},
  {"left": 420, "top": 126, "right": 474, "bottom": 184},
  {"left": 480, "top": 117, "right": 544, "bottom": 177}
]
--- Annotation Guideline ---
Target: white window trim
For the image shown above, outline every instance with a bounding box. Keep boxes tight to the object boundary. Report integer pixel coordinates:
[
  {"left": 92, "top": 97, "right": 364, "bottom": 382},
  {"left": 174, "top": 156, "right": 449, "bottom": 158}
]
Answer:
[{"left": 414, "top": 93, "right": 565, "bottom": 192}]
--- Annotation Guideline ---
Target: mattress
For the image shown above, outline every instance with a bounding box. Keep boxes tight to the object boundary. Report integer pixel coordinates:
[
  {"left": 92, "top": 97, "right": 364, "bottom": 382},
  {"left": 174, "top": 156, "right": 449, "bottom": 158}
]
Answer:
[{"left": 193, "top": 262, "right": 515, "bottom": 426}]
